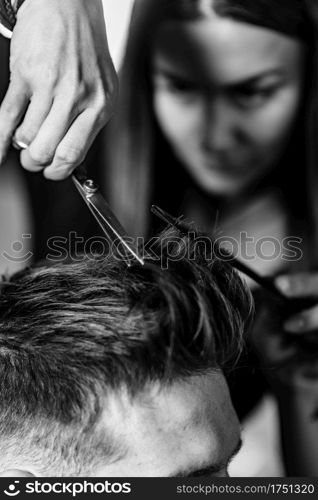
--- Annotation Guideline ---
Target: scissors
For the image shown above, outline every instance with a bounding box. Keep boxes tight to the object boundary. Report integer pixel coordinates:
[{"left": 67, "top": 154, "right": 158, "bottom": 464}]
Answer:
[
  {"left": 72, "top": 164, "right": 144, "bottom": 266},
  {"left": 12, "top": 139, "right": 144, "bottom": 266}
]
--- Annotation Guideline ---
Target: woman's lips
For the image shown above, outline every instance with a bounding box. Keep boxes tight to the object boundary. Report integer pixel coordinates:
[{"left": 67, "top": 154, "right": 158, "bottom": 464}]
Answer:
[{"left": 202, "top": 159, "right": 253, "bottom": 176}]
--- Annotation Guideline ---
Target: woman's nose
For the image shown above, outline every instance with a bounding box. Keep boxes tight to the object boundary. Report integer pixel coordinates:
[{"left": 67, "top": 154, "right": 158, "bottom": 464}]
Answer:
[{"left": 202, "top": 95, "right": 239, "bottom": 152}]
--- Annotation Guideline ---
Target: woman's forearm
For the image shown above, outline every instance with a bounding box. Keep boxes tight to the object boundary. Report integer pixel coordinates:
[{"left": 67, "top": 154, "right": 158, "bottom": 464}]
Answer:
[{"left": 277, "top": 380, "right": 318, "bottom": 476}]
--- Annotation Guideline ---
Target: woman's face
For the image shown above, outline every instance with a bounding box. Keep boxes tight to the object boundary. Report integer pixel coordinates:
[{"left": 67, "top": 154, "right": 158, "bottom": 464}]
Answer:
[{"left": 152, "top": 15, "right": 306, "bottom": 196}]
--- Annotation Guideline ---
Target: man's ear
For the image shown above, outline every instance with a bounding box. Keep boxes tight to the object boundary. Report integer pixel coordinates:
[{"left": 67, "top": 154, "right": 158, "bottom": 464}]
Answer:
[{"left": 0, "top": 470, "right": 34, "bottom": 477}]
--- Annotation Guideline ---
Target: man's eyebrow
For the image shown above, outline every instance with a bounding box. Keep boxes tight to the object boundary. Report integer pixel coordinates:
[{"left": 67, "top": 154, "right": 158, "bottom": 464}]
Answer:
[{"left": 171, "top": 438, "right": 243, "bottom": 478}]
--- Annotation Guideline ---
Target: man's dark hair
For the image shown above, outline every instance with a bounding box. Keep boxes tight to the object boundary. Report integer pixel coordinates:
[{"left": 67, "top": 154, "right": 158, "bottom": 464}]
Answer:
[{"left": 0, "top": 228, "right": 253, "bottom": 475}]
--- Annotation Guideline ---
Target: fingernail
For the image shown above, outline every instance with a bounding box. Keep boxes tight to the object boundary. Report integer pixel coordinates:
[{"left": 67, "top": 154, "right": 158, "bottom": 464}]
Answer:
[
  {"left": 44, "top": 167, "right": 73, "bottom": 180},
  {"left": 276, "top": 276, "right": 291, "bottom": 294},
  {"left": 53, "top": 164, "right": 73, "bottom": 173},
  {"left": 60, "top": 166, "right": 74, "bottom": 177},
  {"left": 284, "top": 316, "right": 306, "bottom": 332}
]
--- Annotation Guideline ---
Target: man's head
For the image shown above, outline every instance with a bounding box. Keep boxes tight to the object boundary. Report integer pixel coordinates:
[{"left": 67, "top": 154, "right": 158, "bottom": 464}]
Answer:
[{"left": 0, "top": 229, "right": 253, "bottom": 476}]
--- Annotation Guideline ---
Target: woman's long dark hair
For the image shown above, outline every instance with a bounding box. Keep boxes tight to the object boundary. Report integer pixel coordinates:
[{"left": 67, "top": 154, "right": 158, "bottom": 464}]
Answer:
[{"left": 105, "top": 0, "right": 318, "bottom": 264}]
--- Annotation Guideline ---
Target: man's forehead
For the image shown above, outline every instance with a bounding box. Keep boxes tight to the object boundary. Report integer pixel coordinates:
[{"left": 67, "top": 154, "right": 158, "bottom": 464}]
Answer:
[
  {"left": 103, "top": 371, "right": 228, "bottom": 428},
  {"left": 96, "top": 372, "right": 240, "bottom": 476}
]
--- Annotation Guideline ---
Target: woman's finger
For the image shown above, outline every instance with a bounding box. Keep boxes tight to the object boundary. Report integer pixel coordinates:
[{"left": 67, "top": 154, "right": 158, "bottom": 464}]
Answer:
[
  {"left": 0, "top": 80, "right": 29, "bottom": 162},
  {"left": 20, "top": 96, "right": 81, "bottom": 172},
  {"left": 13, "top": 92, "right": 53, "bottom": 149},
  {"left": 276, "top": 273, "right": 318, "bottom": 298},
  {"left": 43, "top": 109, "right": 102, "bottom": 180},
  {"left": 284, "top": 305, "right": 318, "bottom": 333}
]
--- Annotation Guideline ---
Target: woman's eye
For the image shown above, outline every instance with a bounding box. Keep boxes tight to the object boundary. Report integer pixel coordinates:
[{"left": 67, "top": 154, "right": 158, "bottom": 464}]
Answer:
[
  {"left": 167, "top": 78, "right": 199, "bottom": 94},
  {"left": 232, "top": 85, "right": 278, "bottom": 109}
]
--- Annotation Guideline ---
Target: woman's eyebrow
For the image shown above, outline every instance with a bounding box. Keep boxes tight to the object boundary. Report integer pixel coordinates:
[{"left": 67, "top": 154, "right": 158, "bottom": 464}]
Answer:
[
  {"left": 152, "top": 65, "right": 196, "bottom": 82},
  {"left": 152, "top": 66, "right": 284, "bottom": 92},
  {"left": 225, "top": 69, "right": 284, "bottom": 89},
  {"left": 171, "top": 438, "right": 243, "bottom": 478}
]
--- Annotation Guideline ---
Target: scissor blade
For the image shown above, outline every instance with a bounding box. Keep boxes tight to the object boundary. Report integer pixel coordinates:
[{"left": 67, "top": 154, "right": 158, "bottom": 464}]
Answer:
[
  {"left": 72, "top": 174, "right": 144, "bottom": 266},
  {"left": 87, "top": 192, "right": 144, "bottom": 265}
]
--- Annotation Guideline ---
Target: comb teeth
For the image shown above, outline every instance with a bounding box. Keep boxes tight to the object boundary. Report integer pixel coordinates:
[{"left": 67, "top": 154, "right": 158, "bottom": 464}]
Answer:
[
  {"left": 151, "top": 205, "right": 192, "bottom": 234},
  {"left": 150, "top": 205, "right": 287, "bottom": 300}
]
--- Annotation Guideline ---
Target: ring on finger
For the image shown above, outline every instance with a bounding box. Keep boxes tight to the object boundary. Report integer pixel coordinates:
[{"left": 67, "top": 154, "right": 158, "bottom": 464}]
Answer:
[{"left": 12, "top": 138, "right": 29, "bottom": 150}]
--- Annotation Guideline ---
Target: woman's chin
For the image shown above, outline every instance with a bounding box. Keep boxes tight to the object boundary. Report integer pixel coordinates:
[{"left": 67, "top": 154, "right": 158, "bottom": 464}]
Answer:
[{"left": 192, "top": 170, "right": 251, "bottom": 198}]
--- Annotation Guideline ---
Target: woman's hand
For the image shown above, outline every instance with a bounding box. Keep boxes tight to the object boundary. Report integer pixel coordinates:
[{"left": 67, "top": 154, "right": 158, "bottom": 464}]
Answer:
[
  {"left": 0, "top": 0, "right": 118, "bottom": 179},
  {"left": 251, "top": 272, "right": 318, "bottom": 388},
  {"left": 276, "top": 273, "right": 318, "bottom": 334},
  {"left": 264, "top": 273, "right": 318, "bottom": 476}
]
